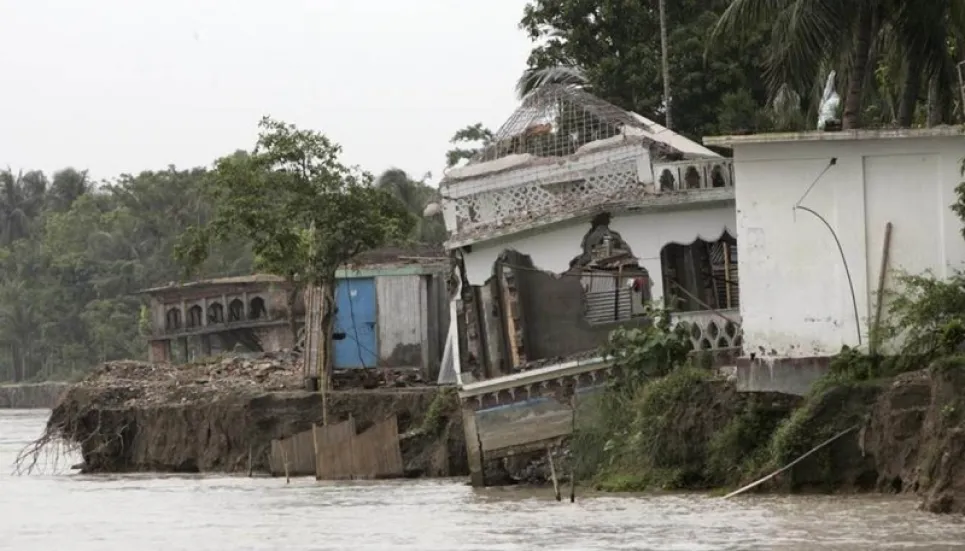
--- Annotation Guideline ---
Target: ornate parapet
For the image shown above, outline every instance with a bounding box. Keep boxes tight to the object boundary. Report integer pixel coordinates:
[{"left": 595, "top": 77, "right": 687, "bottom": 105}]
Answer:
[
  {"left": 458, "top": 356, "right": 613, "bottom": 410},
  {"left": 442, "top": 155, "right": 735, "bottom": 248},
  {"left": 671, "top": 309, "right": 743, "bottom": 351}
]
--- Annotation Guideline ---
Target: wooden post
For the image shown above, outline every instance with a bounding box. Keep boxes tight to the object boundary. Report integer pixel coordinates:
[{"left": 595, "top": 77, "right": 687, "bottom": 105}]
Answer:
[
  {"left": 871, "top": 222, "right": 893, "bottom": 355},
  {"left": 723, "top": 242, "right": 732, "bottom": 308},
  {"left": 247, "top": 444, "right": 253, "bottom": 477},
  {"left": 546, "top": 447, "right": 561, "bottom": 501},
  {"left": 569, "top": 395, "right": 577, "bottom": 503},
  {"left": 282, "top": 438, "right": 290, "bottom": 484}
]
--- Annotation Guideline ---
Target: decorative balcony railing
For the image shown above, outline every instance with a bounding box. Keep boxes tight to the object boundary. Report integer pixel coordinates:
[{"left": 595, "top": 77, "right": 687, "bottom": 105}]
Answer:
[
  {"left": 651, "top": 159, "right": 734, "bottom": 192},
  {"left": 671, "top": 309, "right": 742, "bottom": 351},
  {"left": 443, "top": 152, "right": 735, "bottom": 241}
]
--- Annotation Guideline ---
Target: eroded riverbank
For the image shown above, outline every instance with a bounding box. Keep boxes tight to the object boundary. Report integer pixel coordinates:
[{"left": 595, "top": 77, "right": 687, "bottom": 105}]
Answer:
[{"left": 4, "top": 409, "right": 965, "bottom": 551}]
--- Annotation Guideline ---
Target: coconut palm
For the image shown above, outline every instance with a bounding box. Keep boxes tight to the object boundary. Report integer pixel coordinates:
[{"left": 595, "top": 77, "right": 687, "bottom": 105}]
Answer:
[{"left": 711, "top": 0, "right": 965, "bottom": 129}]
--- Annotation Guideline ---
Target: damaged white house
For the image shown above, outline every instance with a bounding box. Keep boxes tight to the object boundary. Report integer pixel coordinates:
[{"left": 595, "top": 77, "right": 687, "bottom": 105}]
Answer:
[{"left": 438, "top": 85, "right": 742, "bottom": 387}]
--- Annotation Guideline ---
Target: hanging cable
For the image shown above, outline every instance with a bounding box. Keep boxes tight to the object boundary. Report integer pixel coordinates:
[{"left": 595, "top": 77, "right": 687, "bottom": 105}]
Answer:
[{"left": 791, "top": 157, "right": 862, "bottom": 346}]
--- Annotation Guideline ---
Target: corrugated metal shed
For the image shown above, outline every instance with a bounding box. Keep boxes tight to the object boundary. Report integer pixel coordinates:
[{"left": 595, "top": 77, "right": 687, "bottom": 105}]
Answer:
[{"left": 375, "top": 275, "right": 426, "bottom": 367}]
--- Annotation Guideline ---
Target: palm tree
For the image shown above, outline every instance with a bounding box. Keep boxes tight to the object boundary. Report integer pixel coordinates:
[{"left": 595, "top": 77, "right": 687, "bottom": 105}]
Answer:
[
  {"left": 375, "top": 169, "right": 446, "bottom": 245},
  {"left": 516, "top": 66, "right": 589, "bottom": 100},
  {"left": 711, "top": 0, "right": 965, "bottom": 130}
]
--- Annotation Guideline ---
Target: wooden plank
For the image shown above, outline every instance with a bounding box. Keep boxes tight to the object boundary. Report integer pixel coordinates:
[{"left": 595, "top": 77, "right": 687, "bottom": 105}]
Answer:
[
  {"left": 351, "top": 415, "right": 404, "bottom": 479},
  {"left": 268, "top": 428, "right": 317, "bottom": 477},
  {"left": 314, "top": 418, "right": 357, "bottom": 480}
]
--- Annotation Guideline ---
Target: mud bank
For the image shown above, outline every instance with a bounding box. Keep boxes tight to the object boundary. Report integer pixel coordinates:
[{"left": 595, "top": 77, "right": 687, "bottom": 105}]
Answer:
[
  {"left": 0, "top": 383, "right": 70, "bottom": 409},
  {"left": 23, "top": 354, "right": 466, "bottom": 477},
  {"left": 492, "top": 362, "right": 965, "bottom": 514}
]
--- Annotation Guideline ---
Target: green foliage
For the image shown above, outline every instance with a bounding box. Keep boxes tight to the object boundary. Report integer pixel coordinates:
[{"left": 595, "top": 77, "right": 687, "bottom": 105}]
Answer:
[
  {"left": 375, "top": 169, "right": 446, "bottom": 245},
  {"left": 444, "top": 123, "right": 494, "bottom": 168},
  {"left": 877, "top": 271, "right": 965, "bottom": 370},
  {"left": 569, "top": 313, "right": 703, "bottom": 488},
  {"left": 177, "top": 118, "right": 415, "bottom": 291},
  {"left": 420, "top": 387, "right": 459, "bottom": 435},
  {"left": 0, "top": 119, "right": 437, "bottom": 382},
  {"left": 0, "top": 166, "right": 254, "bottom": 382},
  {"left": 604, "top": 307, "right": 694, "bottom": 387},
  {"left": 519, "top": 0, "right": 775, "bottom": 139}
]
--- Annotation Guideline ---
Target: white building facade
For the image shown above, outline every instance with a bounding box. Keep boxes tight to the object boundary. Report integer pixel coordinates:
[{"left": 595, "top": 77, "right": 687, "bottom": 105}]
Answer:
[
  {"left": 704, "top": 128, "right": 965, "bottom": 393},
  {"left": 439, "top": 86, "right": 743, "bottom": 387}
]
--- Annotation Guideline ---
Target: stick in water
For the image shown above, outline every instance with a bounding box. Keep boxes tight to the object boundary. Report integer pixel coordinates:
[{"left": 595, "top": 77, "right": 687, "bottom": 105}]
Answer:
[
  {"left": 569, "top": 396, "right": 577, "bottom": 503},
  {"left": 546, "top": 446, "right": 561, "bottom": 501},
  {"left": 722, "top": 425, "right": 859, "bottom": 500}
]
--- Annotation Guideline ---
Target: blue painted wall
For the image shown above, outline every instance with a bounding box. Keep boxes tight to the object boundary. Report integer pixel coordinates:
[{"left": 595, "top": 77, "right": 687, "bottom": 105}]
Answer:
[{"left": 333, "top": 277, "right": 378, "bottom": 369}]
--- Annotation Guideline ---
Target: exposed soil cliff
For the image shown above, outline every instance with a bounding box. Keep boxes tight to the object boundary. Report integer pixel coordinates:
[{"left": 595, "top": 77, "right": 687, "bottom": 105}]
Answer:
[
  {"left": 497, "top": 362, "right": 965, "bottom": 515},
  {"left": 22, "top": 353, "right": 466, "bottom": 477},
  {"left": 864, "top": 360, "right": 965, "bottom": 513}
]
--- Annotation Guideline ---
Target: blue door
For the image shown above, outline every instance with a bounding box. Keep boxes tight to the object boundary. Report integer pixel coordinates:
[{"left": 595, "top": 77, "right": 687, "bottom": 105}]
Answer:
[{"left": 333, "top": 278, "right": 378, "bottom": 369}]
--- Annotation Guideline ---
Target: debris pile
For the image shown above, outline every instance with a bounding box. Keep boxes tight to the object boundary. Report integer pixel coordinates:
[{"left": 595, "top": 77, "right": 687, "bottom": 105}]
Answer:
[{"left": 71, "top": 351, "right": 304, "bottom": 408}]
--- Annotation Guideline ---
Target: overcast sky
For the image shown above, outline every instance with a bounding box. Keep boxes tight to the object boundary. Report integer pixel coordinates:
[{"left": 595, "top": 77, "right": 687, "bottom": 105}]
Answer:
[{"left": 0, "top": 0, "right": 532, "bottom": 184}]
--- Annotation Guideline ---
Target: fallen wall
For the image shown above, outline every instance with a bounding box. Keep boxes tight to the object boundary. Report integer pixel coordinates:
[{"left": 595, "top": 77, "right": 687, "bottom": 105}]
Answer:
[{"left": 0, "top": 383, "right": 70, "bottom": 409}]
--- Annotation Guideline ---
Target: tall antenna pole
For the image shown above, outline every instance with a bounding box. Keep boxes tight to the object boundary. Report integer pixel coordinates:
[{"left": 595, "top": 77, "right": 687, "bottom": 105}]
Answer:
[{"left": 659, "top": 0, "right": 672, "bottom": 129}]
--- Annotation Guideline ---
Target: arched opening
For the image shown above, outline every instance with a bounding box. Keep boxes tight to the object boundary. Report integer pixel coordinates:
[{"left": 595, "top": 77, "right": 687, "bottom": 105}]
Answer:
[
  {"left": 165, "top": 307, "right": 182, "bottom": 331},
  {"left": 228, "top": 299, "right": 244, "bottom": 322},
  {"left": 710, "top": 164, "right": 726, "bottom": 188},
  {"left": 658, "top": 168, "right": 676, "bottom": 191},
  {"left": 186, "top": 305, "right": 203, "bottom": 328},
  {"left": 208, "top": 302, "right": 224, "bottom": 324},
  {"left": 684, "top": 165, "right": 701, "bottom": 189},
  {"left": 249, "top": 296, "right": 267, "bottom": 320},
  {"left": 659, "top": 231, "right": 739, "bottom": 314}
]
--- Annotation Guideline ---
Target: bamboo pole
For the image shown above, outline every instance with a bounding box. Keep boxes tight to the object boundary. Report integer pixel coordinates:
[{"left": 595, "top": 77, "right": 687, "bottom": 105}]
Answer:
[
  {"left": 546, "top": 447, "right": 561, "bottom": 501},
  {"left": 871, "top": 222, "right": 893, "bottom": 355},
  {"left": 722, "top": 425, "right": 859, "bottom": 499}
]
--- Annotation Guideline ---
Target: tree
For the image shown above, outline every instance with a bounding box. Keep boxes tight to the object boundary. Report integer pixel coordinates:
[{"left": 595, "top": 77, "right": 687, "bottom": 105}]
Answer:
[
  {"left": 520, "top": 0, "right": 774, "bottom": 139},
  {"left": 712, "top": 0, "right": 965, "bottom": 130},
  {"left": 375, "top": 168, "right": 447, "bottom": 245},
  {"left": 445, "top": 123, "right": 494, "bottom": 168},
  {"left": 176, "top": 117, "right": 414, "bottom": 382}
]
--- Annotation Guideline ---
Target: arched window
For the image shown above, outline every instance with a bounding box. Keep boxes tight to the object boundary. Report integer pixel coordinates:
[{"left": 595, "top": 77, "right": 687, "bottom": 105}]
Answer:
[
  {"left": 187, "top": 305, "right": 203, "bottom": 328},
  {"left": 208, "top": 302, "right": 224, "bottom": 324},
  {"left": 228, "top": 299, "right": 244, "bottom": 322},
  {"left": 659, "top": 169, "right": 676, "bottom": 191},
  {"left": 684, "top": 165, "right": 701, "bottom": 189},
  {"left": 249, "top": 296, "right": 267, "bottom": 320},
  {"left": 165, "top": 308, "right": 182, "bottom": 331}
]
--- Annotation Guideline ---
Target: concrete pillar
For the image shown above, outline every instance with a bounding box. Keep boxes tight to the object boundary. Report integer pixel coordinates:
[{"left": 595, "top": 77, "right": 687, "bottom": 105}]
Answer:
[
  {"left": 461, "top": 404, "right": 485, "bottom": 487},
  {"left": 201, "top": 298, "right": 208, "bottom": 327},
  {"left": 242, "top": 292, "right": 250, "bottom": 319}
]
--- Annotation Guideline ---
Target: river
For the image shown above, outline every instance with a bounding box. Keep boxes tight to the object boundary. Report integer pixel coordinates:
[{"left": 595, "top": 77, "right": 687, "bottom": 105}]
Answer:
[{"left": 2, "top": 410, "right": 964, "bottom": 550}]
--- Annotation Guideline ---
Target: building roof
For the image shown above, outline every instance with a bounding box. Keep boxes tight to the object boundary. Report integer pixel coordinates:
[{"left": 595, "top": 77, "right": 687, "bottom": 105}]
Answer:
[
  {"left": 139, "top": 274, "right": 286, "bottom": 294},
  {"left": 139, "top": 246, "right": 449, "bottom": 295},
  {"left": 443, "top": 86, "right": 717, "bottom": 183},
  {"left": 703, "top": 126, "right": 965, "bottom": 148},
  {"left": 630, "top": 113, "right": 720, "bottom": 158}
]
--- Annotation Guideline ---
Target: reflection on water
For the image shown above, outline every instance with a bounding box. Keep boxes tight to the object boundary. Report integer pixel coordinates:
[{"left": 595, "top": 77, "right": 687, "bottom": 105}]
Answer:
[{"left": 2, "top": 409, "right": 964, "bottom": 551}]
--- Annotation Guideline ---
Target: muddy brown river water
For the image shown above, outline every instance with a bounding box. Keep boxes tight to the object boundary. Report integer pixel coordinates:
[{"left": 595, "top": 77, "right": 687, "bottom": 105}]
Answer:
[{"left": 2, "top": 409, "right": 964, "bottom": 550}]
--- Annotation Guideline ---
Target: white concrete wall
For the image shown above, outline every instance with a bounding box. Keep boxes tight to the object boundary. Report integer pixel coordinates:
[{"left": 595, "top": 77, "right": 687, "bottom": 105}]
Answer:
[
  {"left": 733, "top": 135, "right": 965, "bottom": 358},
  {"left": 460, "top": 205, "right": 736, "bottom": 306}
]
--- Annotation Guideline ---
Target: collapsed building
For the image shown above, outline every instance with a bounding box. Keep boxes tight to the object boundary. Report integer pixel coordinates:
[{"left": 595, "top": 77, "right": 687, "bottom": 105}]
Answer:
[
  {"left": 439, "top": 85, "right": 741, "bottom": 388},
  {"left": 436, "top": 85, "right": 742, "bottom": 484}
]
